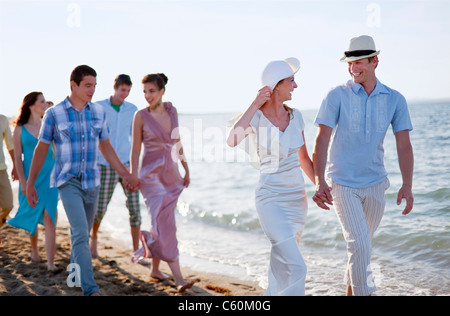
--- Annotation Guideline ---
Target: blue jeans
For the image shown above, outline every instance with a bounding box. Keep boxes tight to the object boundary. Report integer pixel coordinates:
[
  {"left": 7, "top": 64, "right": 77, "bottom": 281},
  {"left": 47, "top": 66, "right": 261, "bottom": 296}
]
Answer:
[{"left": 59, "top": 177, "right": 100, "bottom": 296}]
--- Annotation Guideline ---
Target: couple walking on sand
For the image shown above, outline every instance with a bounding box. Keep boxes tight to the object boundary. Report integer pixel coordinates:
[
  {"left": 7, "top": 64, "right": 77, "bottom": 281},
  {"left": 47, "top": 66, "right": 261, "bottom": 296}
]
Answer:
[{"left": 227, "top": 35, "right": 414, "bottom": 296}]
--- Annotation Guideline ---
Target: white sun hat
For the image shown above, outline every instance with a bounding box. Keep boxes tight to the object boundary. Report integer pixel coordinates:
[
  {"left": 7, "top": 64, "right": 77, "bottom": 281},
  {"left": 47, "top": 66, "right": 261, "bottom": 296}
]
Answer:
[
  {"left": 340, "top": 35, "right": 380, "bottom": 62},
  {"left": 261, "top": 57, "right": 300, "bottom": 91}
]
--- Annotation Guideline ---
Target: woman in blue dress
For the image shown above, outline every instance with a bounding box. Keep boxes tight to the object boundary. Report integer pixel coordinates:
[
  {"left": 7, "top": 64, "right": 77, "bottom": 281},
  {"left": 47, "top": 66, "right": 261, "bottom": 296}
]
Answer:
[{"left": 8, "top": 92, "right": 58, "bottom": 270}]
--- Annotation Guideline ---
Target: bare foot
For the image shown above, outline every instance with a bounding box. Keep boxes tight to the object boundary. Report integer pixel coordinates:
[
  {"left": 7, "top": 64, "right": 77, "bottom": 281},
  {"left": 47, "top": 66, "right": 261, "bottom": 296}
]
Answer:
[
  {"left": 150, "top": 271, "right": 171, "bottom": 281},
  {"left": 47, "top": 264, "right": 59, "bottom": 272},
  {"left": 346, "top": 285, "right": 353, "bottom": 296},
  {"left": 31, "top": 251, "right": 41, "bottom": 263},
  {"left": 177, "top": 280, "right": 196, "bottom": 293}
]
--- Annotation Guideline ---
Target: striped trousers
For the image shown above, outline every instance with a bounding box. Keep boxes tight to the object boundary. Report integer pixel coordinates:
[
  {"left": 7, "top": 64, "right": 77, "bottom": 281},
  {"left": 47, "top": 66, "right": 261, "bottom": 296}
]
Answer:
[{"left": 331, "top": 178, "right": 390, "bottom": 296}]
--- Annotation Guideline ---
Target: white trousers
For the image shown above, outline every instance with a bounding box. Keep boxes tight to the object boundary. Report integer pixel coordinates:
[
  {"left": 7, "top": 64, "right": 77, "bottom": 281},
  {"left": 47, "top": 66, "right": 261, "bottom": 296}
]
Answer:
[{"left": 331, "top": 178, "right": 390, "bottom": 296}]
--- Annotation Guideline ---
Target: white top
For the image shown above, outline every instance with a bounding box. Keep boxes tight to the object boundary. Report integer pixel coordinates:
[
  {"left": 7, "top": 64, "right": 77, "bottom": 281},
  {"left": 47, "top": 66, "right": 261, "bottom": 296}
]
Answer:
[
  {"left": 230, "top": 108, "right": 305, "bottom": 174},
  {"left": 95, "top": 98, "right": 137, "bottom": 166}
]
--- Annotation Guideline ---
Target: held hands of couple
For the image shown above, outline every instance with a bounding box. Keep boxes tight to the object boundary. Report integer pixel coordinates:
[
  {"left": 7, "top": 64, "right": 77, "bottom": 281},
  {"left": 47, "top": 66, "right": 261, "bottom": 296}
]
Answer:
[
  {"left": 125, "top": 173, "right": 140, "bottom": 192},
  {"left": 312, "top": 182, "right": 333, "bottom": 210}
]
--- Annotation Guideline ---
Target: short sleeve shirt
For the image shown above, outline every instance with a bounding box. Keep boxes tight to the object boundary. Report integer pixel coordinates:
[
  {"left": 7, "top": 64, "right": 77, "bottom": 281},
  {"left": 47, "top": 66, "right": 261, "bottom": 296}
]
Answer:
[
  {"left": 314, "top": 79, "right": 413, "bottom": 188},
  {"left": 248, "top": 108, "right": 305, "bottom": 173},
  {"left": 39, "top": 97, "right": 110, "bottom": 189}
]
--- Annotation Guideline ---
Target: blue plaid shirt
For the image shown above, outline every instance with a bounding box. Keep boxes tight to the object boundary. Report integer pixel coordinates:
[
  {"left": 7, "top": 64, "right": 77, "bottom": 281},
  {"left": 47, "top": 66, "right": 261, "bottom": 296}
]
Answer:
[{"left": 39, "top": 97, "right": 110, "bottom": 189}]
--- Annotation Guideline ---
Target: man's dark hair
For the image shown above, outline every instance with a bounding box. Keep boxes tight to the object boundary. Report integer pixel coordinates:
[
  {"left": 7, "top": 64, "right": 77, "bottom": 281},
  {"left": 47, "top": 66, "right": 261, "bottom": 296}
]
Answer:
[
  {"left": 114, "top": 74, "right": 132, "bottom": 88},
  {"left": 70, "top": 65, "right": 97, "bottom": 86}
]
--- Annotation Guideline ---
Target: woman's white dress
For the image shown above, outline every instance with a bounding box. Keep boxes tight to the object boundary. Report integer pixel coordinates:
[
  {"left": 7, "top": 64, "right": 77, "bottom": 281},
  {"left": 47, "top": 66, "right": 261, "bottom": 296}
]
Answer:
[{"left": 246, "top": 108, "right": 308, "bottom": 296}]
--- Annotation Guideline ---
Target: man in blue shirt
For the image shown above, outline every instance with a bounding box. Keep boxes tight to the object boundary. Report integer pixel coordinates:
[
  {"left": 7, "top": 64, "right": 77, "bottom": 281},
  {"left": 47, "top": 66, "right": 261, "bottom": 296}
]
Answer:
[
  {"left": 26, "top": 65, "right": 134, "bottom": 296},
  {"left": 312, "top": 35, "right": 414, "bottom": 296},
  {"left": 90, "top": 74, "right": 142, "bottom": 261}
]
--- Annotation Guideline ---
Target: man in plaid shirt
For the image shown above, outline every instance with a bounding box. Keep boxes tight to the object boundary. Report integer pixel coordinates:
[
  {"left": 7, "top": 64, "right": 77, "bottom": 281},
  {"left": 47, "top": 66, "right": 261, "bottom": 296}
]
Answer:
[{"left": 26, "top": 65, "right": 134, "bottom": 296}]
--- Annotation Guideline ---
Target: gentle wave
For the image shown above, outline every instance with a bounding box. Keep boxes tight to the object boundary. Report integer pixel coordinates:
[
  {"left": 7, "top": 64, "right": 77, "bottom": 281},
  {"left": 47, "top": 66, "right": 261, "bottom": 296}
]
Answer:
[{"left": 177, "top": 200, "right": 262, "bottom": 231}]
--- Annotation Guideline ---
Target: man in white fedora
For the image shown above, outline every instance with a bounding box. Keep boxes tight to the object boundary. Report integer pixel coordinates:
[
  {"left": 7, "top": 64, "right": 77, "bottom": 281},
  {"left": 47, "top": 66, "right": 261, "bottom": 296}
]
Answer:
[{"left": 312, "top": 35, "right": 414, "bottom": 296}]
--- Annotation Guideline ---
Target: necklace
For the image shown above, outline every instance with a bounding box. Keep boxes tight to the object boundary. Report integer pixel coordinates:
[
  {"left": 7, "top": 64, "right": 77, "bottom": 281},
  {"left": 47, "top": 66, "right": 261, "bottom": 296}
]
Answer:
[{"left": 147, "top": 101, "right": 162, "bottom": 112}]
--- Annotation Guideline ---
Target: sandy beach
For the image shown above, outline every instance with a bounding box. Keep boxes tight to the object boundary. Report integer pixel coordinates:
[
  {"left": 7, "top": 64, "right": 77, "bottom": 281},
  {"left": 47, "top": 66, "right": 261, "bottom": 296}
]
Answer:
[{"left": 0, "top": 219, "right": 264, "bottom": 296}]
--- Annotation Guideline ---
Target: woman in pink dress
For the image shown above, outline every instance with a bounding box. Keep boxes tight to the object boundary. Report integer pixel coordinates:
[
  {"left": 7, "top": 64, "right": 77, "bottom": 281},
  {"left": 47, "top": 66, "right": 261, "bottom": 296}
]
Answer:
[{"left": 129, "top": 73, "right": 193, "bottom": 293}]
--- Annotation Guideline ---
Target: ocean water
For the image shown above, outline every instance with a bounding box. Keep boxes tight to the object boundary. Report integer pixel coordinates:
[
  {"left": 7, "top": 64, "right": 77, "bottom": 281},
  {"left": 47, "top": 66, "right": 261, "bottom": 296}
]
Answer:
[
  {"left": 103, "top": 101, "right": 449, "bottom": 295},
  {"left": 5, "top": 101, "right": 450, "bottom": 295}
]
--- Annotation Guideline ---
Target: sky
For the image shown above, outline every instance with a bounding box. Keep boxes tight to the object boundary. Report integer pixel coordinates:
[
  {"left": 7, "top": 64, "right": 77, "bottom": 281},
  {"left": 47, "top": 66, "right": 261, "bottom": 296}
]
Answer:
[{"left": 0, "top": 0, "right": 449, "bottom": 117}]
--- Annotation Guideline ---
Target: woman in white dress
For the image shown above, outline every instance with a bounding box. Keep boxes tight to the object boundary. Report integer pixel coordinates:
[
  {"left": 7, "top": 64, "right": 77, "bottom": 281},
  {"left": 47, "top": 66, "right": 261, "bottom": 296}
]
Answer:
[{"left": 227, "top": 58, "right": 314, "bottom": 296}]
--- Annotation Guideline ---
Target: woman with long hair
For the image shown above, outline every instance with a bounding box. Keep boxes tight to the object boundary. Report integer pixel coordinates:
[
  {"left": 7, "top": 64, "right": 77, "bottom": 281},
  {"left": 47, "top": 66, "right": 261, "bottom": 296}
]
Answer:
[
  {"left": 8, "top": 92, "right": 59, "bottom": 270},
  {"left": 129, "top": 73, "right": 194, "bottom": 293}
]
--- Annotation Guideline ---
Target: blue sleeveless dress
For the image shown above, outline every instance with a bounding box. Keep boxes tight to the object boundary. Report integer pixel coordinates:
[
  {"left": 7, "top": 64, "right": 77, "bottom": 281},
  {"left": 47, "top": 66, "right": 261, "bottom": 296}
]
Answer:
[{"left": 8, "top": 126, "right": 58, "bottom": 236}]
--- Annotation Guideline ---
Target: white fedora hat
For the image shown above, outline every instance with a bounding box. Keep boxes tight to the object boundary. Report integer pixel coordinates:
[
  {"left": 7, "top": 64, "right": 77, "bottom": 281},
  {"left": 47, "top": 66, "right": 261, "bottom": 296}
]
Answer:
[
  {"left": 261, "top": 57, "right": 300, "bottom": 90},
  {"left": 340, "top": 35, "right": 380, "bottom": 62}
]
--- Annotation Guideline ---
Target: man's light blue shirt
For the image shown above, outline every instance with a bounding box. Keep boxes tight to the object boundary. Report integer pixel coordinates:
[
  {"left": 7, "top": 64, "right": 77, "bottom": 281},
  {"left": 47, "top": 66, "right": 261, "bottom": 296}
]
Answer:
[
  {"left": 314, "top": 79, "right": 413, "bottom": 188},
  {"left": 39, "top": 97, "right": 110, "bottom": 189},
  {"left": 95, "top": 98, "right": 137, "bottom": 166}
]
